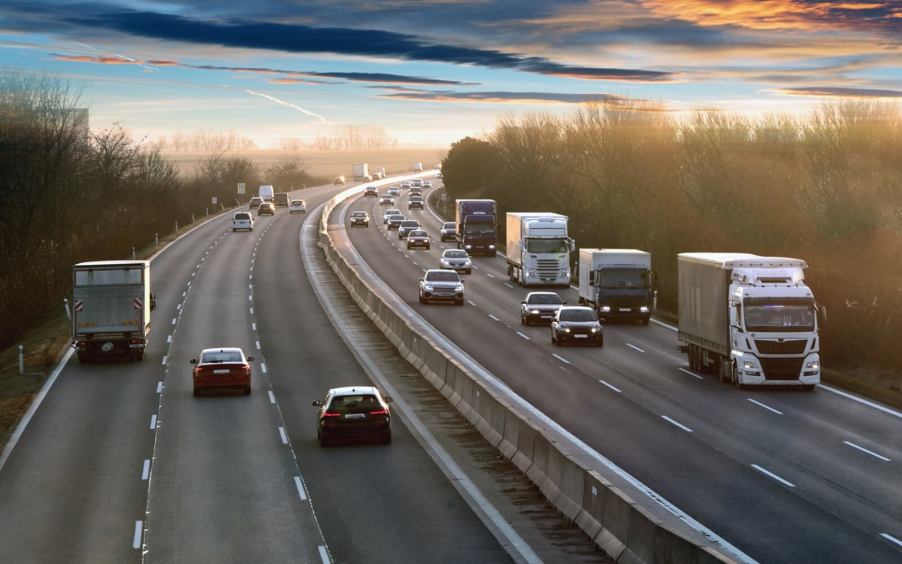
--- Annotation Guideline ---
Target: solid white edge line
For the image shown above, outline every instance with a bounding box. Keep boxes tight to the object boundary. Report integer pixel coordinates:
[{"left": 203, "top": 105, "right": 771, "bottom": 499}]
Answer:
[
  {"left": 747, "top": 398, "right": 783, "bottom": 415},
  {"left": 516, "top": 331, "right": 530, "bottom": 341},
  {"left": 842, "top": 440, "right": 891, "bottom": 462},
  {"left": 678, "top": 367, "right": 704, "bottom": 380},
  {"left": 133, "top": 520, "right": 143, "bottom": 550},
  {"left": 294, "top": 475, "right": 308, "bottom": 501},
  {"left": 467, "top": 300, "right": 477, "bottom": 306},
  {"left": 880, "top": 533, "right": 902, "bottom": 548},
  {"left": 318, "top": 545, "right": 331, "bottom": 564},
  {"left": 651, "top": 318, "right": 678, "bottom": 331},
  {"left": 661, "top": 415, "right": 693, "bottom": 433},
  {"left": 149, "top": 414, "right": 157, "bottom": 430},
  {"left": 156, "top": 381, "right": 163, "bottom": 394},
  {"left": 141, "top": 459, "right": 151, "bottom": 480},
  {"left": 598, "top": 380, "right": 622, "bottom": 393},
  {"left": 278, "top": 426, "right": 288, "bottom": 444},
  {"left": 488, "top": 314, "right": 500, "bottom": 321},
  {"left": 551, "top": 353, "right": 571, "bottom": 365},
  {"left": 818, "top": 384, "right": 902, "bottom": 420},
  {"left": 751, "top": 464, "right": 796, "bottom": 488},
  {"left": 626, "top": 343, "right": 645, "bottom": 353},
  {"left": 268, "top": 390, "right": 276, "bottom": 404}
]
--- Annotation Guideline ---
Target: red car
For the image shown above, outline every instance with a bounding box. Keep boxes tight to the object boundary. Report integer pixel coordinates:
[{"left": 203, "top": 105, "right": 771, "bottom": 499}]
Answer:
[{"left": 191, "top": 347, "right": 254, "bottom": 396}]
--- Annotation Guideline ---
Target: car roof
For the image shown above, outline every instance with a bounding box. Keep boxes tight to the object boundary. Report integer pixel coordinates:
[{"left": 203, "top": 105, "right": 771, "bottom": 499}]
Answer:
[
  {"left": 351, "top": 210, "right": 368, "bottom": 215},
  {"left": 328, "top": 385, "right": 379, "bottom": 397},
  {"left": 526, "top": 291, "right": 559, "bottom": 297},
  {"left": 426, "top": 268, "right": 459, "bottom": 275},
  {"left": 410, "top": 230, "right": 428, "bottom": 236},
  {"left": 199, "top": 347, "right": 245, "bottom": 356}
]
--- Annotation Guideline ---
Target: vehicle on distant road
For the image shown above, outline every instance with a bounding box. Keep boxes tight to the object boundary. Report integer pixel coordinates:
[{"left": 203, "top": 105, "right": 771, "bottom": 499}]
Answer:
[
  {"left": 521, "top": 292, "right": 565, "bottom": 325},
  {"left": 232, "top": 211, "right": 254, "bottom": 231},
  {"left": 406, "top": 230, "right": 431, "bottom": 250},
  {"left": 398, "top": 220, "right": 420, "bottom": 238},
  {"left": 551, "top": 307, "right": 603, "bottom": 346},
  {"left": 439, "top": 249, "right": 471, "bottom": 274},
  {"left": 383, "top": 208, "right": 401, "bottom": 223},
  {"left": 352, "top": 163, "right": 369, "bottom": 180},
  {"left": 387, "top": 214, "right": 406, "bottom": 230},
  {"left": 273, "top": 192, "right": 290, "bottom": 207},
  {"left": 191, "top": 347, "right": 254, "bottom": 396},
  {"left": 259, "top": 184, "right": 275, "bottom": 201},
  {"left": 258, "top": 202, "right": 275, "bottom": 215},
  {"left": 440, "top": 222, "right": 457, "bottom": 241},
  {"left": 350, "top": 211, "right": 370, "bottom": 227},
  {"left": 400, "top": 181, "right": 411, "bottom": 189},
  {"left": 423, "top": 180, "right": 433, "bottom": 189},
  {"left": 289, "top": 199, "right": 306, "bottom": 214},
  {"left": 579, "top": 249, "right": 654, "bottom": 324},
  {"left": 333, "top": 176, "right": 345, "bottom": 185},
  {"left": 411, "top": 178, "right": 424, "bottom": 188},
  {"left": 379, "top": 195, "right": 394, "bottom": 206},
  {"left": 413, "top": 162, "right": 423, "bottom": 171},
  {"left": 419, "top": 269, "right": 464, "bottom": 305},
  {"left": 249, "top": 197, "right": 263, "bottom": 209},
  {"left": 408, "top": 195, "right": 424, "bottom": 210},
  {"left": 313, "top": 386, "right": 392, "bottom": 446},
  {"left": 388, "top": 187, "right": 400, "bottom": 197},
  {"left": 364, "top": 186, "right": 378, "bottom": 197}
]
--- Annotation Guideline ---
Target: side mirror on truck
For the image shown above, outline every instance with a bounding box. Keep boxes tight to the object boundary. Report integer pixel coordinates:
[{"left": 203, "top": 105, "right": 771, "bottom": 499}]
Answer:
[
  {"left": 816, "top": 303, "right": 827, "bottom": 329},
  {"left": 150, "top": 293, "right": 157, "bottom": 311}
]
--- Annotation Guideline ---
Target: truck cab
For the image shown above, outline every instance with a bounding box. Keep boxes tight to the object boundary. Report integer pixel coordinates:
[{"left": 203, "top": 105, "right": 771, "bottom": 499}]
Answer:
[
  {"left": 455, "top": 199, "right": 497, "bottom": 256},
  {"left": 506, "top": 213, "right": 573, "bottom": 287},
  {"left": 578, "top": 249, "right": 654, "bottom": 323}
]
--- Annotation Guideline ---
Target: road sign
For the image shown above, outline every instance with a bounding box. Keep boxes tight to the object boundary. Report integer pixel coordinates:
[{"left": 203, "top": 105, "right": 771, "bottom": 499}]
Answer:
[
  {"left": 237, "top": 182, "right": 246, "bottom": 195},
  {"left": 133, "top": 297, "right": 143, "bottom": 310},
  {"left": 212, "top": 196, "right": 218, "bottom": 205}
]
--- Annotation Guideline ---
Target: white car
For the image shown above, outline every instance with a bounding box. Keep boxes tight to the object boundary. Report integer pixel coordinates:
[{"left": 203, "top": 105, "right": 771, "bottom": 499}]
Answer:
[
  {"left": 423, "top": 181, "right": 433, "bottom": 189},
  {"left": 388, "top": 187, "right": 400, "bottom": 197},
  {"left": 383, "top": 208, "right": 401, "bottom": 223},
  {"left": 439, "top": 249, "right": 471, "bottom": 274},
  {"left": 411, "top": 179, "right": 424, "bottom": 188},
  {"left": 289, "top": 199, "right": 306, "bottom": 214},
  {"left": 419, "top": 269, "right": 464, "bottom": 305},
  {"left": 232, "top": 211, "right": 254, "bottom": 231}
]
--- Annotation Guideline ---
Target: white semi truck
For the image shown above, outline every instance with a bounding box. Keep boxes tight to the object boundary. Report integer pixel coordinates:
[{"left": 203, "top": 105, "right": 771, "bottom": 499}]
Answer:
[
  {"left": 505, "top": 213, "right": 574, "bottom": 287},
  {"left": 578, "top": 249, "right": 655, "bottom": 324},
  {"left": 678, "top": 253, "right": 821, "bottom": 388},
  {"left": 72, "top": 260, "right": 156, "bottom": 362}
]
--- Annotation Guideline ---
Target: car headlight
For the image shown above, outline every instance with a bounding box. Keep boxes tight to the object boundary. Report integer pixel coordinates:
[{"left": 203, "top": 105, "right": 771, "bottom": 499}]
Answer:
[
  {"left": 530, "top": 309, "right": 540, "bottom": 314},
  {"left": 600, "top": 306, "right": 611, "bottom": 313},
  {"left": 591, "top": 326, "right": 601, "bottom": 333},
  {"left": 465, "top": 244, "right": 472, "bottom": 249},
  {"left": 455, "top": 284, "right": 464, "bottom": 292},
  {"left": 639, "top": 306, "right": 649, "bottom": 313},
  {"left": 440, "top": 259, "right": 448, "bottom": 266},
  {"left": 424, "top": 285, "right": 434, "bottom": 291},
  {"left": 805, "top": 361, "right": 820, "bottom": 371},
  {"left": 563, "top": 328, "right": 571, "bottom": 333},
  {"left": 489, "top": 244, "right": 496, "bottom": 249}
]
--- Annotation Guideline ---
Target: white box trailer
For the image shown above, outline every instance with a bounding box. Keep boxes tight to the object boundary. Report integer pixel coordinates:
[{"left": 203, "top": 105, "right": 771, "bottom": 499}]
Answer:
[
  {"left": 578, "top": 249, "right": 654, "bottom": 323},
  {"left": 505, "top": 212, "right": 572, "bottom": 287},
  {"left": 72, "top": 260, "right": 155, "bottom": 362}
]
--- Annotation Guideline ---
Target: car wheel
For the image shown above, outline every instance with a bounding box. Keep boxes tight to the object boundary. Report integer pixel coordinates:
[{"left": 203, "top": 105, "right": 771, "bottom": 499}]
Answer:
[
  {"left": 426, "top": 244, "right": 430, "bottom": 250},
  {"left": 641, "top": 318, "right": 650, "bottom": 325},
  {"left": 465, "top": 269, "right": 471, "bottom": 275},
  {"left": 521, "top": 314, "right": 527, "bottom": 325},
  {"left": 550, "top": 332, "right": 556, "bottom": 345}
]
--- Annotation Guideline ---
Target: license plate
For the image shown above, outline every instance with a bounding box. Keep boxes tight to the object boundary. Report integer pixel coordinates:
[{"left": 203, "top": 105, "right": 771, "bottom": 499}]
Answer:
[
  {"left": 619, "top": 308, "right": 631, "bottom": 312},
  {"left": 345, "top": 413, "right": 365, "bottom": 420},
  {"left": 213, "top": 369, "right": 230, "bottom": 375},
  {"left": 574, "top": 334, "right": 588, "bottom": 339}
]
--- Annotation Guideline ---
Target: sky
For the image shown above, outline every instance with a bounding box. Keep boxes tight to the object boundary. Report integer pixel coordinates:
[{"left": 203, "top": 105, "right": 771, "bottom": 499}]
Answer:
[{"left": 1, "top": 0, "right": 900, "bottom": 147}]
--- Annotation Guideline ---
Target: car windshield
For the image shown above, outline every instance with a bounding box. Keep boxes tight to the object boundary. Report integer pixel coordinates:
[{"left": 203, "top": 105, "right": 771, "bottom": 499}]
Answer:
[
  {"left": 444, "top": 251, "right": 468, "bottom": 258},
  {"left": 401, "top": 221, "right": 419, "bottom": 227},
  {"left": 411, "top": 197, "right": 423, "bottom": 201},
  {"left": 291, "top": 201, "right": 303, "bottom": 206},
  {"left": 385, "top": 209, "right": 399, "bottom": 215},
  {"left": 352, "top": 212, "right": 366, "bottom": 217},
  {"left": 528, "top": 294, "right": 562, "bottom": 305},
  {"left": 743, "top": 298, "right": 815, "bottom": 332},
  {"left": 327, "top": 394, "right": 380, "bottom": 414},
  {"left": 560, "top": 309, "right": 597, "bottom": 322},
  {"left": 410, "top": 231, "right": 428, "bottom": 237},
  {"left": 201, "top": 351, "right": 243, "bottom": 363},
  {"left": 463, "top": 224, "right": 494, "bottom": 235},
  {"left": 525, "top": 238, "right": 568, "bottom": 253},
  {"left": 599, "top": 268, "right": 650, "bottom": 289},
  {"left": 426, "top": 271, "right": 459, "bottom": 282},
  {"left": 443, "top": 223, "right": 456, "bottom": 230},
  {"left": 250, "top": 198, "right": 262, "bottom": 203}
]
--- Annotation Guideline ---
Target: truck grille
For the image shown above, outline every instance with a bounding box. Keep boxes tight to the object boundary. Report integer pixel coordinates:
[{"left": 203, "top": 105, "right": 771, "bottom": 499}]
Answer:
[
  {"left": 536, "top": 259, "right": 562, "bottom": 278},
  {"left": 607, "top": 296, "right": 647, "bottom": 307},
  {"left": 759, "top": 357, "right": 804, "bottom": 380},
  {"left": 755, "top": 340, "right": 807, "bottom": 354}
]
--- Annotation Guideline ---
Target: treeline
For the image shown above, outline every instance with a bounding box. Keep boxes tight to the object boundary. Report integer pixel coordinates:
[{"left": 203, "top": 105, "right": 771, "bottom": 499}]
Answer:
[
  {"left": 0, "top": 74, "right": 319, "bottom": 348},
  {"left": 151, "top": 130, "right": 258, "bottom": 152},
  {"left": 441, "top": 101, "right": 902, "bottom": 371},
  {"left": 281, "top": 124, "right": 399, "bottom": 151}
]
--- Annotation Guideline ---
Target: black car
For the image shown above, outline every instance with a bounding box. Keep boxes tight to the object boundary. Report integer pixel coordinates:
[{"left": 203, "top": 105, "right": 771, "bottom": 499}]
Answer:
[
  {"left": 406, "top": 230, "right": 431, "bottom": 249},
  {"left": 350, "top": 211, "right": 369, "bottom": 227},
  {"left": 440, "top": 222, "right": 457, "bottom": 242},
  {"left": 314, "top": 386, "right": 392, "bottom": 446},
  {"left": 551, "top": 307, "right": 603, "bottom": 346},
  {"left": 398, "top": 220, "right": 420, "bottom": 238},
  {"left": 521, "top": 292, "right": 565, "bottom": 325},
  {"left": 387, "top": 214, "right": 406, "bottom": 230},
  {"left": 258, "top": 202, "right": 275, "bottom": 215}
]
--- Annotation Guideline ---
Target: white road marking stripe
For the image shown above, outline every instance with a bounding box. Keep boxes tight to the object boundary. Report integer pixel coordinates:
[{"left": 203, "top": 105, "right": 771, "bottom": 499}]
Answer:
[
  {"left": 181, "top": 291, "right": 186, "bottom": 297},
  {"left": 504, "top": 283, "right": 514, "bottom": 288},
  {"left": 552, "top": 353, "right": 571, "bottom": 365},
  {"left": 488, "top": 314, "right": 500, "bottom": 321},
  {"left": 626, "top": 343, "right": 645, "bottom": 353},
  {"left": 141, "top": 459, "right": 150, "bottom": 480},
  {"left": 747, "top": 398, "right": 783, "bottom": 415},
  {"left": 516, "top": 331, "right": 530, "bottom": 340},
  {"left": 651, "top": 318, "right": 678, "bottom": 331},
  {"left": 261, "top": 363, "right": 267, "bottom": 373},
  {"left": 256, "top": 340, "right": 261, "bottom": 350},
  {"left": 252, "top": 322, "right": 257, "bottom": 330},
  {"left": 171, "top": 317, "right": 177, "bottom": 325},
  {"left": 843, "top": 440, "right": 891, "bottom": 462},
  {"left": 467, "top": 300, "right": 477, "bottom": 306},
  {"left": 751, "top": 464, "right": 796, "bottom": 487},
  {"left": 149, "top": 414, "right": 157, "bottom": 430},
  {"left": 472, "top": 264, "right": 480, "bottom": 269},
  {"left": 411, "top": 261, "right": 419, "bottom": 267},
  {"left": 678, "top": 367, "right": 704, "bottom": 380},
  {"left": 486, "top": 272, "right": 496, "bottom": 278},
  {"left": 176, "top": 303, "right": 181, "bottom": 310},
  {"left": 160, "top": 355, "right": 167, "bottom": 366},
  {"left": 268, "top": 390, "right": 276, "bottom": 404},
  {"left": 249, "top": 307, "right": 254, "bottom": 314},
  {"left": 156, "top": 381, "right": 163, "bottom": 394},
  {"left": 166, "top": 334, "right": 172, "bottom": 343},
  {"left": 661, "top": 415, "right": 693, "bottom": 433},
  {"left": 249, "top": 294, "right": 253, "bottom": 301},
  {"left": 294, "top": 476, "right": 307, "bottom": 501},
  {"left": 318, "top": 545, "right": 331, "bottom": 564},
  {"left": 598, "top": 380, "right": 622, "bottom": 393},
  {"left": 132, "top": 520, "right": 143, "bottom": 550},
  {"left": 278, "top": 426, "right": 288, "bottom": 444},
  {"left": 818, "top": 384, "right": 902, "bottom": 420},
  {"left": 880, "top": 533, "right": 902, "bottom": 548}
]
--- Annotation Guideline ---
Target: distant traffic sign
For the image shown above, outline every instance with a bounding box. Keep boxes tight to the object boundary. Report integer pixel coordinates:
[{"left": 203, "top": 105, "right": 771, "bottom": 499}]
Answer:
[{"left": 237, "top": 182, "right": 246, "bottom": 195}]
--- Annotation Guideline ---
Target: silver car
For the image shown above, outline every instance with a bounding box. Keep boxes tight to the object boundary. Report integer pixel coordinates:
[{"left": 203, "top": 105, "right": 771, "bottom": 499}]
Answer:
[
  {"left": 439, "top": 249, "right": 471, "bottom": 274},
  {"left": 520, "top": 292, "right": 565, "bottom": 325},
  {"left": 418, "top": 269, "right": 464, "bottom": 305},
  {"left": 398, "top": 220, "right": 420, "bottom": 239},
  {"left": 383, "top": 208, "right": 401, "bottom": 223}
]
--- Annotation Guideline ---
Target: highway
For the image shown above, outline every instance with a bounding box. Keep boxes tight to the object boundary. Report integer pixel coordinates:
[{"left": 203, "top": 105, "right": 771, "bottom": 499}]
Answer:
[
  {"left": 0, "top": 182, "right": 510, "bottom": 563},
  {"left": 335, "top": 182, "right": 902, "bottom": 563}
]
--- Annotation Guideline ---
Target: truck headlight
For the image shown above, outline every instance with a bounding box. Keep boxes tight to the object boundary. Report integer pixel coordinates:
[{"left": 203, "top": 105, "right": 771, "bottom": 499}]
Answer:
[
  {"left": 639, "top": 306, "right": 649, "bottom": 313},
  {"left": 530, "top": 309, "right": 540, "bottom": 314},
  {"left": 489, "top": 244, "right": 495, "bottom": 249},
  {"left": 591, "top": 327, "right": 601, "bottom": 333},
  {"left": 465, "top": 245, "right": 472, "bottom": 250},
  {"left": 600, "top": 306, "right": 611, "bottom": 313},
  {"left": 805, "top": 361, "right": 820, "bottom": 371},
  {"left": 742, "top": 360, "right": 759, "bottom": 374}
]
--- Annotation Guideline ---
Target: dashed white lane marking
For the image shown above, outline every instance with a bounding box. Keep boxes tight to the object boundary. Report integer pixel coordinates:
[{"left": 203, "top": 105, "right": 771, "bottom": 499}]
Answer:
[
  {"left": 149, "top": 414, "right": 157, "bottom": 430},
  {"left": 156, "top": 381, "right": 163, "bottom": 394},
  {"left": 293, "top": 476, "right": 308, "bottom": 501},
  {"left": 843, "top": 440, "right": 891, "bottom": 462},
  {"left": 176, "top": 303, "right": 181, "bottom": 310},
  {"left": 181, "top": 291, "right": 186, "bottom": 297},
  {"left": 171, "top": 317, "right": 177, "bottom": 326},
  {"left": 488, "top": 314, "right": 500, "bottom": 321},
  {"left": 552, "top": 353, "right": 571, "bottom": 365},
  {"left": 516, "top": 331, "right": 530, "bottom": 340},
  {"left": 249, "top": 294, "right": 253, "bottom": 301},
  {"left": 598, "top": 379, "right": 622, "bottom": 393},
  {"left": 661, "top": 415, "right": 693, "bottom": 433},
  {"left": 880, "top": 533, "right": 902, "bottom": 548},
  {"left": 626, "top": 343, "right": 645, "bottom": 353},
  {"left": 751, "top": 464, "right": 796, "bottom": 488},
  {"left": 467, "top": 300, "right": 477, "bottom": 306},
  {"left": 278, "top": 426, "right": 288, "bottom": 444},
  {"left": 252, "top": 322, "right": 257, "bottom": 330},
  {"left": 678, "top": 367, "right": 704, "bottom": 380},
  {"left": 133, "top": 520, "right": 143, "bottom": 550},
  {"left": 504, "top": 283, "right": 514, "bottom": 288},
  {"left": 160, "top": 355, "right": 167, "bottom": 366},
  {"left": 268, "top": 390, "right": 276, "bottom": 404},
  {"left": 166, "top": 334, "right": 172, "bottom": 344},
  {"left": 318, "top": 545, "right": 331, "bottom": 564},
  {"left": 818, "top": 384, "right": 902, "bottom": 420},
  {"left": 747, "top": 398, "right": 783, "bottom": 415},
  {"left": 486, "top": 272, "right": 496, "bottom": 278},
  {"left": 261, "top": 363, "right": 267, "bottom": 374},
  {"left": 141, "top": 459, "right": 150, "bottom": 480},
  {"left": 472, "top": 265, "right": 480, "bottom": 270},
  {"left": 250, "top": 307, "right": 254, "bottom": 314},
  {"left": 256, "top": 340, "right": 261, "bottom": 350}
]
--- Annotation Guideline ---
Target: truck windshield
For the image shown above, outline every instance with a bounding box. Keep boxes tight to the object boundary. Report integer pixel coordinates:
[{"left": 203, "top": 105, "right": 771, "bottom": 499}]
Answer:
[
  {"left": 464, "top": 224, "right": 494, "bottom": 236},
  {"left": 599, "top": 268, "right": 649, "bottom": 289},
  {"left": 75, "top": 268, "right": 142, "bottom": 286},
  {"left": 743, "top": 298, "right": 815, "bottom": 332},
  {"left": 526, "top": 238, "right": 568, "bottom": 253}
]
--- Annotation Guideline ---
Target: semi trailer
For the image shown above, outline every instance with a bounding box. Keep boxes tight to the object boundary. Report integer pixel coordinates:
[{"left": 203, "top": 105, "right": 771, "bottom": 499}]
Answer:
[{"left": 505, "top": 213, "right": 573, "bottom": 287}]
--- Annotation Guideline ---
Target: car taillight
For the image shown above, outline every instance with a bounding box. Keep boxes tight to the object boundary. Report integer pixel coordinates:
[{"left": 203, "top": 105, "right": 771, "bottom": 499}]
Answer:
[
  {"left": 369, "top": 409, "right": 387, "bottom": 415},
  {"left": 323, "top": 411, "right": 342, "bottom": 418}
]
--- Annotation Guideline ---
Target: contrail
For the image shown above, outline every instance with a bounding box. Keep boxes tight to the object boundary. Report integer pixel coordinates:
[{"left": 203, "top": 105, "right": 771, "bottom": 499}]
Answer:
[{"left": 245, "top": 89, "right": 330, "bottom": 124}]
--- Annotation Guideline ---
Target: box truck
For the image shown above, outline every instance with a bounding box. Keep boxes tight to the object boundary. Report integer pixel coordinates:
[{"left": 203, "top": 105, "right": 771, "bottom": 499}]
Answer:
[
  {"left": 455, "top": 199, "right": 497, "bottom": 256},
  {"left": 258, "top": 184, "right": 274, "bottom": 201},
  {"left": 678, "top": 253, "right": 821, "bottom": 388},
  {"left": 352, "top": 163, "right": 369, "bottom": 180},
  {"left": 72, "top": 260, "right": 156, "bottom": 362},
  {"left": 578, "top": 249, "right": 654, "bottom": 323},
  {"left": 505, "top": 213, "right": 573, "bottom": 287},
  {"left": 413, "top": 162, "right": 423, "bottom": 172}
]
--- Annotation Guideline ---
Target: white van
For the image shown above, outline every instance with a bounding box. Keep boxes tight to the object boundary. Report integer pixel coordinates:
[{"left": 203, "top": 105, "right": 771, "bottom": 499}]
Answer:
[
  {"left": 258, "top": 184, "right": 275, "bottom": 201},
  {"left": 232, "top": 211, "right": 254, "bottom": 231}
]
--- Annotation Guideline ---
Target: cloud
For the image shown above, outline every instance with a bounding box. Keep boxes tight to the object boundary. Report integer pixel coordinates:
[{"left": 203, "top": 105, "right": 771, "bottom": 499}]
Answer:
[
  {"left": 59, "top": 9, "right": 672, "bottom": 81},
  {"left": 776, "top": 86, "right": 902, "bottom": 97},
  {"left": 377, "top": 88, "right": 624, "bottom": 104},
  {"left": 54, "top": 54, "right": 135, "bottom": 65},
  {"left": 244, "top": 89, "right": 330, "bottom": 123}
]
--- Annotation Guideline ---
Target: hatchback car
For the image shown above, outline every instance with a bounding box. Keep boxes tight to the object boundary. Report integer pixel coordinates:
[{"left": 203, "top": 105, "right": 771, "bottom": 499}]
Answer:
[
  {"left": 258, "top": 202, "right": 275, "bottom": 215},
  {"left": 313, "top": 386, "right": 393, "bottom": 446},
  {"left": 364, "top": 186, "right": 378, "bottom": 197},
  {"left": 248, "top": 196, "right": 263, "bottom": 209},
  {"left": 289, "top": 199, "right": 306, "bottom": 214},
  {"left": 387, "top": 214, "right": 406, "bottom": 230},
  {"left": 232, "top": 211, "right": 254, "bottom": 232},
  {"left": 409, "top": 187, "right": 423, "bottom": 197},
  {"left": 408, "top": 195, "right": 424, "bottom": 210},
  {"left": 439, "top": 249, "right": 471, "bottom": 274},
  {"left": 191, "top": 347, "right": 254, "bottom": 396},
  {"left": 423, "top": 181, "right": 433, "bottom": 189},
  {"left": 440, "top": 222, "right": 457, "bottom": 241},
  {"left": 379, "top": 195, "right": 394, "bottom": 206},
  {"left": 419, "top": 269, "right": 464, "bottom": 305},
  {"left": 383, "top": 208, "right": 401, "bottom": 223},
  {"left": 388, "top": 187, "right": 401, "bottom": 197},
  {"left": 400, "top": 181, "right": 411, "bottom": 189},
  {"left": 350, "top": 211, "right": 370, "bottom": 227},
  {"left": 551, "top": 307, "right": 604, "bottom": 346},
  {"left": 521, "top": 292, "right": 565, "bottom": 325},
  {"left": 398, "top": 220, "right": 421, "bottom": 238},
  {"left": 406, "top": 230, "right": 431, "bottom": 250}
]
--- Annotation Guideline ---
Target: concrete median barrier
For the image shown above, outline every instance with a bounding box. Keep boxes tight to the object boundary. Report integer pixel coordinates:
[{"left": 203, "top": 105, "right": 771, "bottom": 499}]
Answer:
[{"left": 315, "top": 184, "right": 741, "bottom": 564}]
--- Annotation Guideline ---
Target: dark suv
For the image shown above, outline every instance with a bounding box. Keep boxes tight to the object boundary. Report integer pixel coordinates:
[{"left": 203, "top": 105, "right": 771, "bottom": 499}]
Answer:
[
  {"left": 551, "top": 307, "right": 603, "bottom": 346},
  {"left": 313, "top": 386, "right": 392, "bottom": 446}
]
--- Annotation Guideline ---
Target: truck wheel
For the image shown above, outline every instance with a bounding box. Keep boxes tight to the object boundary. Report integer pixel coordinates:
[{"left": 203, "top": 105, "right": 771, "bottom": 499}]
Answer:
[{"left": 77, "top": 351, "right": 90, "bottom": 364}]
